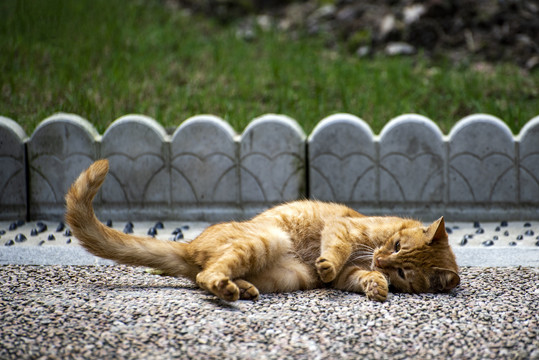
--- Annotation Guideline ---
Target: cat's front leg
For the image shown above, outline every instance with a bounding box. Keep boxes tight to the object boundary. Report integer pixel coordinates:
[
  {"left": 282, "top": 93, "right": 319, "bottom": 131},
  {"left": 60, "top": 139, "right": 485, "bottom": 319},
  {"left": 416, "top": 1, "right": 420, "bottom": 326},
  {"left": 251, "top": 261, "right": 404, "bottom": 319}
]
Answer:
[
  {"left": 333, "top": 266, "right": 389, "bottom": 302},
  {"left": 316, "top": 221, "right": 354, "bottom": 282}
]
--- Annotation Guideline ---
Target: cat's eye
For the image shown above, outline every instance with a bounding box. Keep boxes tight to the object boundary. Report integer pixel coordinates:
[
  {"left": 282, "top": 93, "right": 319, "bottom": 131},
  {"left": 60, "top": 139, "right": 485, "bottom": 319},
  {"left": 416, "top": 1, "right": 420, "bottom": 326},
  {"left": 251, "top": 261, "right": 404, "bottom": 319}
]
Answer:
[
  {"left": 394, "top": 240, "right": 401, "bottom": 253},
  {"left": 397, "top": 268, "right": 405, "bottom": 279}
]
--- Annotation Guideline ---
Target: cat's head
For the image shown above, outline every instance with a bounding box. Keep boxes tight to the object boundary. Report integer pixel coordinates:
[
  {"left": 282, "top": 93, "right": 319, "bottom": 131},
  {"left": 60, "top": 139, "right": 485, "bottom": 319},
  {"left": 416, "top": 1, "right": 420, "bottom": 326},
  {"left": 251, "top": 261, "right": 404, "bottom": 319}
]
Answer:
[{"left": 372, "top": 217, "right": 460, "bottom": 294}]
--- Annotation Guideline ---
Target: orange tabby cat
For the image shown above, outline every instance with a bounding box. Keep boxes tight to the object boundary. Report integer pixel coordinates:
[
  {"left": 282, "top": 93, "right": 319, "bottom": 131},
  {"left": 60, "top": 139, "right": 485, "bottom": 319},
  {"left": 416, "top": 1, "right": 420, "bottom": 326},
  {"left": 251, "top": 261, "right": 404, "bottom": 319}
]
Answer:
[{"left": 65, "top": 160, "right": 460, "bottom": 302}]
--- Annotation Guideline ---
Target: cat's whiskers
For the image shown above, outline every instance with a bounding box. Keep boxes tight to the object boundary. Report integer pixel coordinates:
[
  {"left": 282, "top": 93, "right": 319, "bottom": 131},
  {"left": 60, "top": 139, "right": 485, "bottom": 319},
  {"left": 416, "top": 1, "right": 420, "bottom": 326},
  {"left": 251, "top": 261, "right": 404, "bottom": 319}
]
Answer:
[{"left": 354, "top": 243, "right": 375, "bottom": 252}]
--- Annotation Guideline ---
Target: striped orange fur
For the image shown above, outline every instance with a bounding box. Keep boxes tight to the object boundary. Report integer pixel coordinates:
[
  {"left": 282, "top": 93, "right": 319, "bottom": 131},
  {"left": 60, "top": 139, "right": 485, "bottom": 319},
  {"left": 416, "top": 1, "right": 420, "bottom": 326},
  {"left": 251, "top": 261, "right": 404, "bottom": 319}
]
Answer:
[{"left": 65, "top": 160, "right": 460, "bottom": 302}]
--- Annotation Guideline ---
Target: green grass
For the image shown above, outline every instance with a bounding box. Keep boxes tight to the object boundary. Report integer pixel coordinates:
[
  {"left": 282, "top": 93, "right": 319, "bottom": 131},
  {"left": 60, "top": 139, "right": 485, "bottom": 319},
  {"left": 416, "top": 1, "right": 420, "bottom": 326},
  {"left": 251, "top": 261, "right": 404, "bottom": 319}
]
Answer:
[{"left": 1, "top": 0, "right": 538, "bottom": 136}]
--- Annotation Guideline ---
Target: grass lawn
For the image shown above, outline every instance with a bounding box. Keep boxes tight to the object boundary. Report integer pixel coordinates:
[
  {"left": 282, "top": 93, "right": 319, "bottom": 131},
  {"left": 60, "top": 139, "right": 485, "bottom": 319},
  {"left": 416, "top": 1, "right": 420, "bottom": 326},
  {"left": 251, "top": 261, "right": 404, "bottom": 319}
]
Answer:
[{"left": 1, "top": 0, "right": 538, "bottom": 136}]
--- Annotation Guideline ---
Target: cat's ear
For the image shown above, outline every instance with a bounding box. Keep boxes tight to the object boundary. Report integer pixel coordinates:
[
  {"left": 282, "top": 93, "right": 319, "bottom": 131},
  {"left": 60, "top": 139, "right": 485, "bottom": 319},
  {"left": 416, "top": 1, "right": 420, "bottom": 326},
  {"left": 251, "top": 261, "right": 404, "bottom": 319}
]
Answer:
[
  {"left": 425, "top": 216, "right": 447, "bottom": 245},
  {"left": 429, "top": 268, "right": 460, "bottom": 292}
]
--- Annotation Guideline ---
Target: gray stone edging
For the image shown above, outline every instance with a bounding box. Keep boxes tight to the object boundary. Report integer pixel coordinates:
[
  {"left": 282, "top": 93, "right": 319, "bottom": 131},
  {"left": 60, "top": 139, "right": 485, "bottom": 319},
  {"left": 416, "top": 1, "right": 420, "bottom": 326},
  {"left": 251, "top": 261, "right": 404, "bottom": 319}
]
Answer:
[{"left": 1, "top": 112, "right": 538, "bottom": 221}]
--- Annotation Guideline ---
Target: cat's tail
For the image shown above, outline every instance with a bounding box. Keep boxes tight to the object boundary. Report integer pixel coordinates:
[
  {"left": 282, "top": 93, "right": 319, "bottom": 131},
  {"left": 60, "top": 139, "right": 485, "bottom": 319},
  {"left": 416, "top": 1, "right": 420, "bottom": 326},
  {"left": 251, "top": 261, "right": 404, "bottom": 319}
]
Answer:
[{"left": 65, "top": 159, "right": 199, "bottom": 279}]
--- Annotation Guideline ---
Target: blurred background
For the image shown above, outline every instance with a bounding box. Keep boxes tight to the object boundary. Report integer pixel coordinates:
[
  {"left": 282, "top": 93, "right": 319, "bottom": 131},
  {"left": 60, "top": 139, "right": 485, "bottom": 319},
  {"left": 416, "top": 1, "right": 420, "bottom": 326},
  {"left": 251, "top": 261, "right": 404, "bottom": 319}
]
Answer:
[{"left": 1, "top": 0, "right": 538, "bottom": 134}]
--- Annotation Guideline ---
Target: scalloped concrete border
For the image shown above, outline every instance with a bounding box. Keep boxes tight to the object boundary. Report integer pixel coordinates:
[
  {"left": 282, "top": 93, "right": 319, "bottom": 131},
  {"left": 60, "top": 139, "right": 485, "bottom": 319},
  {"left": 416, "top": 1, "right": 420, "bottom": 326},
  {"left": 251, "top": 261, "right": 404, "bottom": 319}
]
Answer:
[{"left": 1, "top": 112, "right": 538, "bottom": 221}]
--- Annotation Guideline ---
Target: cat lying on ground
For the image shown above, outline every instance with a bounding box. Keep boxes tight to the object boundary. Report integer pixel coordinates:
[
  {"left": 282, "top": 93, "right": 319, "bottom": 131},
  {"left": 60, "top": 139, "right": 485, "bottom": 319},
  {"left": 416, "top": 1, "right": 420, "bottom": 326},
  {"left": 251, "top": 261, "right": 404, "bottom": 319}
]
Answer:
[{"left": 65, "top": 160, "right": 460, "bottom": 302}]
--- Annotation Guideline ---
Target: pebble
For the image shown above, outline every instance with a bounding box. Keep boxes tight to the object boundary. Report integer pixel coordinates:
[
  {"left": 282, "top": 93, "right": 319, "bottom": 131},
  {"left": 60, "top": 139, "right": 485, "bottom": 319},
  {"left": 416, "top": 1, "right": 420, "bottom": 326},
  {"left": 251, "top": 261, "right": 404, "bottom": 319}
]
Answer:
[
  {"left": 482, "top": 240, "right": 494, "bottom": 247},
  {"left": 48, "top": 234, "right": 55, "bottom": 241},
  {"left": 56, "top": 222, "right": 65, "bottom": 232},
  {"left": 147, "top": 227, "right": 158, "bottom": 237},
  {"left": 500, "top": 221, "right": 508, "bottom": 227},
  {"left": 154, "top": 221, "right": 164, "bottom": 229},
  {"left": 0, "top": 265, "right": 536, "bottom": 359},
  {"left": 9, "top": 222, "right": 18, "bottom": 231},
  {"left": 64, "top": 229, "right": 72, "bottom": 237},
  {"left": 4, "top": 239, "right": 15, "bottom": 246},
  {"left": 30, "top": 228, "right": 38, "bottom": 236},
  {"left": 15, "top": 234, "right": 27, "bottom": 243},
  {"left": 0, "top": 230, "right": 5, "bottom": 235},
  {"left": 524, "top": 230, "right": 534, "bottom": 236},
  {"left": 36, "top": 221, "right": 47, "bottom": 233},
  {"left": 106, "top": 220, "right": 113, "bottom": 227}
]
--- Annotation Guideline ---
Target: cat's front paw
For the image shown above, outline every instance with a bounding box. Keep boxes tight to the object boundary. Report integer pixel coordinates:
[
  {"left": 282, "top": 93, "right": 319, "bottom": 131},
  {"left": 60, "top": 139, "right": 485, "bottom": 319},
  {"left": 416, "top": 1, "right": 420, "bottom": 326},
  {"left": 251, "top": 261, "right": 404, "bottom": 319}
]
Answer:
[
  {"left": 316, "top": 257, "right": 337, "bottom": 283},
  {"left": 361, "top": 271, "right": 388, "bottom": 302}
]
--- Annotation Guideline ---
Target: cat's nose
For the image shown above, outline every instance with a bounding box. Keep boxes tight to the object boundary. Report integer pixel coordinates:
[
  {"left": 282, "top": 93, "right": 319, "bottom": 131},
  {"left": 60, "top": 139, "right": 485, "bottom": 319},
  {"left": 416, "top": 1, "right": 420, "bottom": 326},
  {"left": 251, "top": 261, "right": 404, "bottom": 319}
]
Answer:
[{"left": 375, "top": 257, "right": 383, "bottom": 268}]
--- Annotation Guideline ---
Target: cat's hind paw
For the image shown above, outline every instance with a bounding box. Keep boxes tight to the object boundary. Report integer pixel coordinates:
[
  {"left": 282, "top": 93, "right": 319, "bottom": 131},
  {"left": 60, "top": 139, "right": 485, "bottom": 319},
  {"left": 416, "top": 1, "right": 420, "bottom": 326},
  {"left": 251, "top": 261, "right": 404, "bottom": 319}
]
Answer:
[
  {"left": 234, "top": 279, "right": 260, "bottom": 301},
  {"left": 196, "top": 272, "right": 240, "bottom": 302},
  {"left": 316, "top": 257, "right": 337, "bottom": 283},
  {"left": 361, "top": 272, "right": 388, "bottom": 302}
]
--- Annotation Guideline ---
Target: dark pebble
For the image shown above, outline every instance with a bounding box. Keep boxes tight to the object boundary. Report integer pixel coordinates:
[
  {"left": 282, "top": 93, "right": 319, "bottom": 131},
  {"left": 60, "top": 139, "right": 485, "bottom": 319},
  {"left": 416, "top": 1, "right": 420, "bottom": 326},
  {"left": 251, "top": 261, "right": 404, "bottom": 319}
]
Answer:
[
  {"left": 509, "top": 241, "right": 517, "bottom": 247},
  {"left": 500, "top": 221, "right": 508, "bottom": 227},
  {"left": 473, "top": 221, "right": 480, "bottom": 228},
  {"left": 182, "top": 225, "right": 190, "bottom": 230},
  {"left": 482, "top": 240, "right": 494, "bottom": 247},
  {"left": 30, "top": 229, "right": 38, "bottom": 236},
  {"left": 15, "top": 234, "right": 27, "bottom": 243},
  {"left": 64, "top": 229, "right": 72, "bottom": 237},
  {"left": 56, "top": 222, "right": 65, "bottom": 232},
  {"left": 536, "top": 240, "right": 539, "bottom": 247},
  {"left": 445, "top": 227, "right": 452, "bottom": 234},
  {"left": 38, "top": 240, "right": 45, "bottom": 246},
  {"left": 464, "top": 234, "right": 474, "bottom": 240},
  {"left": 173, "top": 232, "right": 184, "bottom": 241},
  {"left": 126, "top": 221, "right": 134, "bottom": 228},
  {"left": 4, "top": 239, "right": 15, "bottom": 246},
  {"left": 516, "top": 235, "right": 524, "bottom": 240},
  {"left": 147, "top": 227, "right": 157, "bottom": 237},
  {"left": 493, "top": 236, "right": 499, "bottom": 241},
  {"left": 106, "top": 219, "right": 113, "bottom": 227},
  {"left": 36, "top": 222, "right": 47, "bottom": 233},
  {"left": 172, "top": 228, "right": 183, "bottom": 235},
  {"left": 495, "top": 226, "right": 501, "bottom": 232},
  {"left": 459, "top": 237, "right": 468, "bottom": 246},
  {"left": 475, "top": 228, "right": 484, "bottom": 234},
  {"left": 0, "top": 230, "right": 5, "bottom": 235},
  {"left": 8, "top": 222, "right": 17, "bottom": 231},
  {"left": 524, "top": 230, "right": 534, "bottom": 236},
  {"left": 123, "top": 225, "right": 133, "bottom": 234},
  {"left": 504, "top": 231, "right": 510, "bottom": 236},
  {"left": 154, "top": 221, "right": 164, "bottom": 229},
  {"left": 524, "top": 222, "right": 532, "bottom": 227},
  {"left": 452, "top": 225, "right": 460, "bottom": 230},
  {"left": 16, "top": 219, "right": 25, "bottom": 227},
  {"left": 48, "top": 234, "right": 55, "bottom": 241},
  {"left": 66, "top": 238, "right": 71, "bottom": 244}
]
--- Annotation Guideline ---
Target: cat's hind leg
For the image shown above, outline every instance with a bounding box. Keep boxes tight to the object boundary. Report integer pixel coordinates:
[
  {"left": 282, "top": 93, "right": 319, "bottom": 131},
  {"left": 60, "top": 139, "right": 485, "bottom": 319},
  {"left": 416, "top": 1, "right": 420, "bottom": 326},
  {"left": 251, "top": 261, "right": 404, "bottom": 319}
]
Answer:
[
  {"left": 194, "top": 225, "right": 292, "bottom": 301},
  {"left": 234, "top": 279, "right": 259, "bottom": 301},
  {"left": 245, "top": 254, "right": 319, "bottom": 294}
]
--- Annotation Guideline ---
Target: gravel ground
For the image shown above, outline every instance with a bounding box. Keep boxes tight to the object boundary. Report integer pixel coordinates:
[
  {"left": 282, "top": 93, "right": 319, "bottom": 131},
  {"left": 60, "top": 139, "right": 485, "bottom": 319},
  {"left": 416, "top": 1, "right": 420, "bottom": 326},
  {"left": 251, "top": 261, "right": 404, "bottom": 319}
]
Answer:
[{"left": 1, "top": 265, "right": 538, "bottom": 359}]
